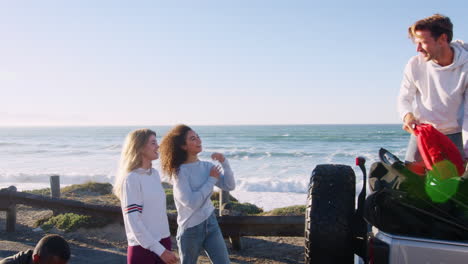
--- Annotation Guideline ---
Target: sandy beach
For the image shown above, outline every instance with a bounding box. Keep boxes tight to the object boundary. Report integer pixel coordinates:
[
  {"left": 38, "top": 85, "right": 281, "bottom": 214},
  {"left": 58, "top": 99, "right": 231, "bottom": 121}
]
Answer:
[{"left": 0, "top": 205, "right": 305, "bottom": 264}]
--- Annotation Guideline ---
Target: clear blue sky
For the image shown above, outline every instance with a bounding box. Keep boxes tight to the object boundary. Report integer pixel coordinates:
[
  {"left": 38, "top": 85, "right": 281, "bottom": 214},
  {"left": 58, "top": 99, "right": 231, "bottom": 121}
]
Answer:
[{"left": 1, "top": 1, "right": 467, "bottom": 126}]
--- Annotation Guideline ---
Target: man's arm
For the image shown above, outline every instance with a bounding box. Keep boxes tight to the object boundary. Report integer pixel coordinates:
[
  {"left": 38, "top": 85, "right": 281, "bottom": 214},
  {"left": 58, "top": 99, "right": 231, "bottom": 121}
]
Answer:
[
  {"left": 0, "top": 250, "right": 33, "bottom": 264},
  {"left": 462, "top": 82, "right": 468, "bottom": 159}
]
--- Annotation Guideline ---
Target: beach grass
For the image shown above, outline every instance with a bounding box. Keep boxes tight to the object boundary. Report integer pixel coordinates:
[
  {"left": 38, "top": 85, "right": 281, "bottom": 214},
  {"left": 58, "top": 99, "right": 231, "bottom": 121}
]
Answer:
[
  {"left": 261, "top": 205, "right": 306, "bottom": 216},
  {"left": 25, "top": 182, "right": 119, "bottom": 206},
  {"left": 210, "top": 190, "right": 238, "bottom": 202},
  {"left": 226, "top": 201, "right": 264, "bottom": 215},
  {"left": 38, "top": 212, "right": 114, "bottom": 233},
  {"left": 26, "top": 187, "right": 51, "bottom": 196}
]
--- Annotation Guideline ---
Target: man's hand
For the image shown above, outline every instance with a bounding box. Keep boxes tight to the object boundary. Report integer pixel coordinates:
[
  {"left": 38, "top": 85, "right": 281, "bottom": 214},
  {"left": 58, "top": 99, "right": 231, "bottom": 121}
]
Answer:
[
  {"left": 160, "top": 250, "right": 179, "bottom": 264},
  {"left": 402, "top": 112, "right": 418, "bottom": 134}
]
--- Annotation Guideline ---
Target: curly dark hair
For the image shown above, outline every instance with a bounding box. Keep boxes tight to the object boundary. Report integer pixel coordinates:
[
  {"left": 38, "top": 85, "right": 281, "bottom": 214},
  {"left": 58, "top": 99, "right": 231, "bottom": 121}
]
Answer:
[{"left": 159, "top": 124, "right": 193, "bottom": 179}]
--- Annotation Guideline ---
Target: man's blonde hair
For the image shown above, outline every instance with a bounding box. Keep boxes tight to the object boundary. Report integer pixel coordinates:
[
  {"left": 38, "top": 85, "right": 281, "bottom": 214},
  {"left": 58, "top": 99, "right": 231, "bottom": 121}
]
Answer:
[{"left": 408, "top": 14, "right": 453, "bottom": 43}]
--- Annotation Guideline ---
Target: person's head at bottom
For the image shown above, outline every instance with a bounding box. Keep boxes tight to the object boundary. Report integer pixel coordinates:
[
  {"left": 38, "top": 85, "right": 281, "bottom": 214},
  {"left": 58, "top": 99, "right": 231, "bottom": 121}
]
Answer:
[{"left": 32, "top": 234, "right": 70, "bottom": 264}]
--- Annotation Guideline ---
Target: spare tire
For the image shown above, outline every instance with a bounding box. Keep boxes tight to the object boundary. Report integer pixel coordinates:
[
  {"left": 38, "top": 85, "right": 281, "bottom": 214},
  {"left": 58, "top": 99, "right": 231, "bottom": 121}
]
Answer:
[{"left": 304, "top": 164, "right": 355, "bottom": 264}]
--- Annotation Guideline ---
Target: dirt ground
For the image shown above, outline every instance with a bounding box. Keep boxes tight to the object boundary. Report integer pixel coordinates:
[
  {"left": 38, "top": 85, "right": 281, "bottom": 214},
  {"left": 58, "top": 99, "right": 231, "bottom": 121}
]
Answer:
[{"left": 0, "top": 206, "right": 305, "bottom": 264}]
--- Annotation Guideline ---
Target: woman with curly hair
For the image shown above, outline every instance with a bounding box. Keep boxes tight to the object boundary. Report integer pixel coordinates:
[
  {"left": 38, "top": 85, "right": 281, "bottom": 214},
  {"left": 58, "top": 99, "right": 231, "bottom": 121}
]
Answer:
[
  {"left": 113, "top": 128, "right": 178, "bottom": 264},
  {"left": 159, "top": 124, "right": 235, "bottom": 264}
]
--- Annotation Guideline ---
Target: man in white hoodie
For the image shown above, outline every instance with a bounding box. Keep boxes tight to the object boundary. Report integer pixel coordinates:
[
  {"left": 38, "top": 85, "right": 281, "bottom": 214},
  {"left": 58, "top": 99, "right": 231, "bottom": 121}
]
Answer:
[{"left": 398, "top": 14, "right": 468, "bottom": 162}]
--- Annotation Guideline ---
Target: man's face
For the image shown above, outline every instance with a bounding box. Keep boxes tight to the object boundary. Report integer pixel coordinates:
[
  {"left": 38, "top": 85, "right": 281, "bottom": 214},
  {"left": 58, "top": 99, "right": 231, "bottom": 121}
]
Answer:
[{"left": 413, "top": 30, "right": 444, "bottom": 62}]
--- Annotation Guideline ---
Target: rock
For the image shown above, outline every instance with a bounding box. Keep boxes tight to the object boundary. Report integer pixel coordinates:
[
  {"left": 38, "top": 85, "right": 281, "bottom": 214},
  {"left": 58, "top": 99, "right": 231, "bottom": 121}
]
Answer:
[{"left": 32, "top": 227, "right": 43, "bottom": 232}]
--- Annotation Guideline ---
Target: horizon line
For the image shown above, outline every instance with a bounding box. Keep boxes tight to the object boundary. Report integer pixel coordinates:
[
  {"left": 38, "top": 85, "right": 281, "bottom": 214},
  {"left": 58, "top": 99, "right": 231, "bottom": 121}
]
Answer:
[{"left": 0, "top": 123, "right": 401, "bottom": 128}]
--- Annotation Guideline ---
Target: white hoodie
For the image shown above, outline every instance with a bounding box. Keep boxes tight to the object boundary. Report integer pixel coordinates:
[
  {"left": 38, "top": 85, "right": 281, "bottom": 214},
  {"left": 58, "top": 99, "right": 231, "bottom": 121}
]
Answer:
[{"left": 398, "top": 40, "right": 468, "bottom": 156}]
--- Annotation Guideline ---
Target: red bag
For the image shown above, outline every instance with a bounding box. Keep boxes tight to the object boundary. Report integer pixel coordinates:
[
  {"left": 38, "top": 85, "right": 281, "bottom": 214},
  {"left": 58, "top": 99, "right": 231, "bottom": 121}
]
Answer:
[{"left": 414, "top": 124, "right": 465, "bottom": 177}]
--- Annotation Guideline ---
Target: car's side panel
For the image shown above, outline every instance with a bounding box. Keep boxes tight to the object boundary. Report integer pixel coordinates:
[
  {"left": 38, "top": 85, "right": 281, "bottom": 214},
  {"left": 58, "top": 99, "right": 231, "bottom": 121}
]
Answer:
[{"left": 374, "top": 228, "right": 468, "bottom": 264}]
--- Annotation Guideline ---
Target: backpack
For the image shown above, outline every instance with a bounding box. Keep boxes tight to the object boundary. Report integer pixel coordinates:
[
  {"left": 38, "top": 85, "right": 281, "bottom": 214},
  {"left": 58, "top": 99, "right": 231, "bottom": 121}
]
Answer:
[
  {"left": 414, "top": 124, "right": 465, "bottom": 176},
  {"left": 364, "top": 148, "right": 468, "bottom": 241}
]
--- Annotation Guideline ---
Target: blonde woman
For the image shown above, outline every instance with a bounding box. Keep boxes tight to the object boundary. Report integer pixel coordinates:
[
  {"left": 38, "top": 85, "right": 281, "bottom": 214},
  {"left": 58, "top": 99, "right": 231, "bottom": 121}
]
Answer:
[
  {"left": 159, "top": 124, "right": 235, "bottom": 264},
  {"left": 113, "top": 129, "right": 178, "bottom": 264}
]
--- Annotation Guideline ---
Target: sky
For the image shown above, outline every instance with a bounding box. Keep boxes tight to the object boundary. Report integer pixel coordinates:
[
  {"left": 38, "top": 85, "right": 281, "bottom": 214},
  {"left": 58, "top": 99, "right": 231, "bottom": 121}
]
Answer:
[{"left": 1, "top": 1, "right": 467, "bottom": 126}]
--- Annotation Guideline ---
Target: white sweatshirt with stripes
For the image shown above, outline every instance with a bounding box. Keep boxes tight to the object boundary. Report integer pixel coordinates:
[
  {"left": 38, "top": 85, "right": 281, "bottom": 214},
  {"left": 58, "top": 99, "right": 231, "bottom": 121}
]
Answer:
[{"left": 121, "top": 168, "right": 170, "bottom": 256}]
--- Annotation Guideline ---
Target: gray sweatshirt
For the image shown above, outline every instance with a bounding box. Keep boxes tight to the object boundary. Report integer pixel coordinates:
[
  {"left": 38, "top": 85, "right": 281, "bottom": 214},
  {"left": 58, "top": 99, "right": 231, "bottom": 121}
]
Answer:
[{"left": 173, "top": 159, "right": 235, "bottom": 230}]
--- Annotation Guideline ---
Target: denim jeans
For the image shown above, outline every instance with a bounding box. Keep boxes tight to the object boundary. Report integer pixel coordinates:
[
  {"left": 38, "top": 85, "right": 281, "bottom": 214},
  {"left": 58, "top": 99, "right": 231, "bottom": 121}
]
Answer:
[
  {"left": 176, "top": 212, "right": 230, "bottom": 264},
  {"left": 405, "top": 132, "right": 464, "bottom": 162}
]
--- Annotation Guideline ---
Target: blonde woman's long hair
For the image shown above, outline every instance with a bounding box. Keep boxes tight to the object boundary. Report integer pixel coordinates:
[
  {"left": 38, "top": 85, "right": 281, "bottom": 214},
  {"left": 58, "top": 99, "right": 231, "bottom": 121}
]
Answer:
[{"left": 113, "top": 128, "right": 156, "bottom": 200}]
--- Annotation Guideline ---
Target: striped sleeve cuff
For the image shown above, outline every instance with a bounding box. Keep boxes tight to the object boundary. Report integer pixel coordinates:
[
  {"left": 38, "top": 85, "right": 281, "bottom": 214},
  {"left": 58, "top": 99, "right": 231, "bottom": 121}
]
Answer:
[{"left": 124, "top": 204, "right": 143, "bottom": 214}]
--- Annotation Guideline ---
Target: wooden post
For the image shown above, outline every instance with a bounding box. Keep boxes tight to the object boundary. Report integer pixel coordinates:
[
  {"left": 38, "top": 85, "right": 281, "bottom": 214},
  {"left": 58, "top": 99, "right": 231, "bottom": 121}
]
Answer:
[
  {"left": 219, "top": 190, "right": 230, "bottom": 216},
  {"left": 50, "top": 175, "right": 60, "bottom": 199},
  {"left": 6, "top": 206, "right": 16, "bottom": 232},
  {"left": 219, "top": 190, "right": 242, "bottom": 250},
  {"left": 5, "top": 186, "right": 17, "bottom": 232}
]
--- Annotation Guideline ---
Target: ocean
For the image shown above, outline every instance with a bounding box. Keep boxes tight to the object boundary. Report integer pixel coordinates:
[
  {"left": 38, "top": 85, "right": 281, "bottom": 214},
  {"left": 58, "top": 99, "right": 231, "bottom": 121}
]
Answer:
[{"left": 0, "top": 125, "right": 409, "bottom": 211}]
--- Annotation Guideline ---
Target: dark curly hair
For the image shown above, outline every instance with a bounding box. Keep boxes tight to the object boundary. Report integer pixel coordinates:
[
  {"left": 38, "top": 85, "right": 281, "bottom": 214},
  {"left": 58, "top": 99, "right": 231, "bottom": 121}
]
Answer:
[{"left": 159, "top": 124, "right": 193, "bottom": 179}]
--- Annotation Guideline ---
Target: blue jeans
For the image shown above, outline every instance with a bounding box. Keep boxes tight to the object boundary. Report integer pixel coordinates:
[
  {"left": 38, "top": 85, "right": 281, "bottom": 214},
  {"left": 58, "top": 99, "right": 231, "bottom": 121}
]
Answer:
[
  {"left": 405, "top": 132, "right": 464, "bottom": 162},
  {"left": 176, "top": 213, "right": 230, "bottom": 264}
]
